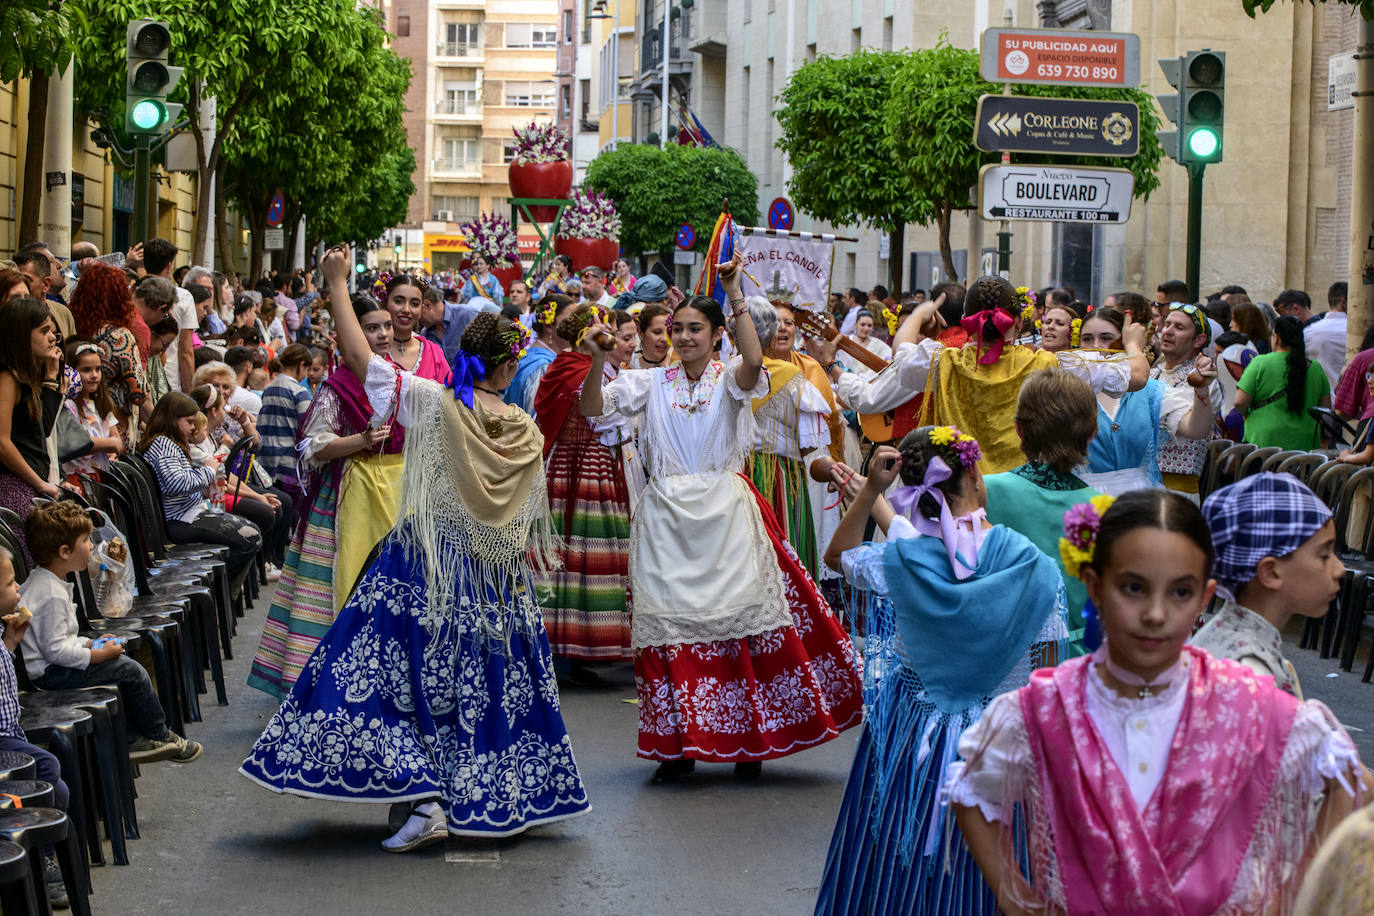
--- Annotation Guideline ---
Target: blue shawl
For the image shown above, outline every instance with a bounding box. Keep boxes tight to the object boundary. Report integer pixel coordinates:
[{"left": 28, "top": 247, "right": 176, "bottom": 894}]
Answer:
[{"left": 504, "top": 345, "right": 557, "bottom": 414}]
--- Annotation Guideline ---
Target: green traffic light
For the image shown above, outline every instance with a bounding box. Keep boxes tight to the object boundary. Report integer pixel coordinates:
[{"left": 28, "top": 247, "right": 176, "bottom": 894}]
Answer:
[
  {"left": 130, "top": 98, "right": 165, "bottom": 130},
  {"left": 1187, "top": 127, "right": 1219, "bottom": 159},
  {"left": 355, "top": 263, "right": 365, "bottom": 274}
]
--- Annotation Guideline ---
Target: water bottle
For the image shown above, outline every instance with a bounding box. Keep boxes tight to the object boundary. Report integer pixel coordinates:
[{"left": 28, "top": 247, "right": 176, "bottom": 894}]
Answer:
[{"left": 210, "top": 466, "right": 227, "bottom": 513}]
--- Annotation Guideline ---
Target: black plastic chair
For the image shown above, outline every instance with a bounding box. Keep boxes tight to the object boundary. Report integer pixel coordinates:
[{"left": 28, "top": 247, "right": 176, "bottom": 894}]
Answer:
[
  {"left": 0, "top": 837, "right": 39, "bottom": 916},
  {"left": 1276, "top": 453, "right": 1331, "bottom": 485},
  {"left": 1310, "top": 406, "right": 1360, "bottom": 447},
  {"left": 1199, "top": 439, "right": 1235, "bottom": 499},
  {"left": 1237, "top": 446, "right": 1282, "bottom": 479},
  {"left": 0, "top": 753, "right": 35, "bottom": 783},
  {"left": 16, "top": 707, "right": 98, "bottom": 869},
  {"left": 0, "top": 809, "right": 90, "bottom": 915},
  {"left": 1327, "top": 468, "right": 1374, "bottom": 668},
  {"left": 1260, "top": 449, "right": 1305, "bottom": 474},
  {"left": 1208, "top": 443, "right": 1256, "bottom": 495}
]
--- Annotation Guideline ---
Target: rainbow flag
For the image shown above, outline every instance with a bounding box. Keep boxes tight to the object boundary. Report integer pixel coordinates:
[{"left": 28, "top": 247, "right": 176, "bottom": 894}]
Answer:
[{"left": 692, "top": 209, "right": 736, "bottom": 305}]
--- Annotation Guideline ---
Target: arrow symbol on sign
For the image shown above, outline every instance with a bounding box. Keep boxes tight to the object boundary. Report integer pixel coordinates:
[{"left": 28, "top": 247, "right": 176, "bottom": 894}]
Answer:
[{"left": 988, "top": 112, "right": 1022, "bottom": 136}]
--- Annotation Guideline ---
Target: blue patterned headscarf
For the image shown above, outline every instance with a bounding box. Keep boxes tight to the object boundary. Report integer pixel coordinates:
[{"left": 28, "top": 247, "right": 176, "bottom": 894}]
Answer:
[{"left": 1202, "top": 472, "right": 1331, "bottom": 599}]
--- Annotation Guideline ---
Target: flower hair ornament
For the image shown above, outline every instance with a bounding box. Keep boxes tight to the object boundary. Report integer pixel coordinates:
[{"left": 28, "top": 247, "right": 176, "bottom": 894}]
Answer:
[
  {"left": 1071, "top": 317, "right": 1082, "bottom": 347},
  {"left": 1016, "top": 286, "right": 1038, "bottom": 324},
  {"left": 573, "top": 306, "right": 611, "bottom": 349},
  {"left": 538, "top": 299, "right": 558, "bottom": 327},
  {"left": 664, "top": 312, "right": 675, "bottom": 337},
  {"left": 888, "top": 427, "right": 986, "bottom": 580},
  {"left": 371, "top": 271, "right": 394, "bottom": 300},
  {"left": 1059, "top": 494, "right": 1116, "bottom": 649},
  {"left": 882, "top": 305, "right": 900, "bottom": 337},
  {"left": 499, "top": 323, "right": 531, "bottom": 364}
]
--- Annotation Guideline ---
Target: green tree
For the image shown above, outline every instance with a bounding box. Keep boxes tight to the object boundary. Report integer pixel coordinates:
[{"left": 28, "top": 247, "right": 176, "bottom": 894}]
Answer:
[
  {"left": 582, "top": 144, "right": 758, "bottom": 261},
  {"left": 218, "top": 5, "right": 412, "bottom": 277},
  {"left": 68, "top": 0, "right": 369, "bottom": 264},
  {"left": 1242, "top": 0, "right": 1373, "bottom": 17},
  {"left": 774, "top": 49, "right": 932, "bottom": 293},
  {"left": 884, "top": 41, "right": 1163, "bottom": 281},
  {"left": 2, "top": 0, "right": 74, "bottom": 243}
]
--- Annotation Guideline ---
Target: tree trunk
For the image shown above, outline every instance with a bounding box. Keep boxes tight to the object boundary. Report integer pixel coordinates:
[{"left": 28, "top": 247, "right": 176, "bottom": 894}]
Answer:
[
  {"left": 887, "top": 223, "right": 904, "bottom": 296},
  {"left": 1348, "top": 17, "right": 1374, "bottom": 361},
  {"left": 280, "top": 201, "right": 303, "bottom": 273},
  {"left": 213, "top": 156, "right": 238, "bottom": 278},
  {"left": 935, "top": 203, "right": 957, "bottom": 283},
  {"left": 188, "top": 82, "right": 216, "bottom": 267},
  {"left": 245, "top": 195, "right": 268, "bottom": 283},
  {"left": 18, "top": 69, "right": 50, "bottom": 244}
]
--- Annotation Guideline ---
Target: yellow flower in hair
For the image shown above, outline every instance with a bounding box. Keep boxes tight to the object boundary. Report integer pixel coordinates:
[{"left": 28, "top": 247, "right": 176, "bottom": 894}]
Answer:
[
  {"left": 882, "top": 306, "right": 900, "bottom": 337},
  {"left": 1071, "top": 317, "right": 1082, "bottom": 347},
  {"left": 1059, "top": 539, "right": 1094, "bottom": 580},
  {"left": 1089, "top": 493, "right": 1116, "bottom": 517},
  {"left": 929, "top": 426, "right": 956, "bottom": 446},
  {"left": 539, "top": 301, "right": 557, "bottom": 325}
]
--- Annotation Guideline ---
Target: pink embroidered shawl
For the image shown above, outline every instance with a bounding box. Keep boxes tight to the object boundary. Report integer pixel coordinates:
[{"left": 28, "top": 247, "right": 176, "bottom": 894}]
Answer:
[{"left": 1020, "top": 646, "right": 1298, "bottom": 915}]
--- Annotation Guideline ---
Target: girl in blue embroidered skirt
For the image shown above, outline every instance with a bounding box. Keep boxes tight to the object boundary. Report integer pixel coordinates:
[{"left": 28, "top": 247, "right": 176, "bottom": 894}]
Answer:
[
  {"left": 815, "top": 427, "right": 1066, "bottom": 915},
  {"left": 241, "top": 247, "right": 589, "bottom": 851}
]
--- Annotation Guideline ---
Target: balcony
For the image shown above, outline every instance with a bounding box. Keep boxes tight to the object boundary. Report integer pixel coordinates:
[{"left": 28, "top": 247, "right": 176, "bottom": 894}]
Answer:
[
  {"left": 433, "top": 98, "right": 483, "bottom": 121},
  {"left": 431, "top": 157, "right": 483, "bottom": 178},
  {"left": 640, "top": 17, "right": 693, "bottom": 76},
  {"left": 435, "top": 41, "right": 483, "bottom": 61},
  {"left": 435, "top": 0, "right": 484, "bottom": 8}
]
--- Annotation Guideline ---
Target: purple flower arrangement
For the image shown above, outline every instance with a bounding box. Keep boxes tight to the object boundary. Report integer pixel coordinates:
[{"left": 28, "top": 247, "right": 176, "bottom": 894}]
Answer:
[
  {"left": 512, "top": 121, "right": 569, "bottom": 165},
  {"left": 460, "top": 212, "right": 521, "bottom": 269},
  {"left": 556, "top": 188, "right": 621, "bottom": 241}
]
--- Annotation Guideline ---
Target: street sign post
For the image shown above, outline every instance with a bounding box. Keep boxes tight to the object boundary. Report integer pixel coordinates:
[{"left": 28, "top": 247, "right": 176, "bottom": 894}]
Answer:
[
  {"left": 767, "top": 197, "right": 794, "bottom": 231},
  {"left": 264, "top": 228, "right": 286, "bottom": 250},
  {"left": 267, "top": 189, "right": 286, "bottom": 228},
  {"left": 974, "top": 96, "right": 1139, "bottom": 156},
  {"left": 979, "top": 164, "right": 1135, "bottom": 223},
  {"left": 980, "top": 27, "right": 1140, "bottom": 87},
  {"left": 675, "top": 223, "right": 695, "bottom": 249}
]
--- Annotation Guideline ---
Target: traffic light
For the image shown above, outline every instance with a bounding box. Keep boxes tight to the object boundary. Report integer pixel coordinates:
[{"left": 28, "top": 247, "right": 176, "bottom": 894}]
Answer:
[
  {"left": 125, "top": 20, "right": 183, "bottom": 135},
  {"left": 1156, "top": 50, "right": 1225, "bottom": 166}
]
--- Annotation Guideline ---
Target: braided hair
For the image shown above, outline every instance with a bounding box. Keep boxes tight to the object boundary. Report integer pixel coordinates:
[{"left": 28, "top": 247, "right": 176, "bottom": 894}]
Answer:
[
  {"left": 963, "top": 276, "right": 1019, "bottom": 343},
  {"left": 460, "top": 312, "right": 520, "bottom": 376},
  {"left": 1273, "top": 314, "right": 1308, "bottom": 414},
  {"left": 895, "top": 426, "right": 974, "bottom": 519}
]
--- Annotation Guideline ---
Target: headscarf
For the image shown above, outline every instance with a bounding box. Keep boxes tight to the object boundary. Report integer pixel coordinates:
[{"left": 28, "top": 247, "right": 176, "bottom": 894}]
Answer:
[
  {"left": 615, "top": 274, "right": 668, "bottom": 312},
  {"left": 1202, "top": 471, "right": 1331, "bottom": 599}
]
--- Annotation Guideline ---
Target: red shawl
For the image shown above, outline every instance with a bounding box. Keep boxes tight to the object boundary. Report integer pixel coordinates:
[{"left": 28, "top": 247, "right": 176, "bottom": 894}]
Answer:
[{"left": 533, "top": 351, "right": 593, "bottom": 458}]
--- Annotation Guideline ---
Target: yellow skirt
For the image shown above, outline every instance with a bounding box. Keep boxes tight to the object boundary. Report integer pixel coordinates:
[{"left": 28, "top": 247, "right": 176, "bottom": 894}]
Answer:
[{"left": 333, "top": 452, "right": 405, "bottom": 611}]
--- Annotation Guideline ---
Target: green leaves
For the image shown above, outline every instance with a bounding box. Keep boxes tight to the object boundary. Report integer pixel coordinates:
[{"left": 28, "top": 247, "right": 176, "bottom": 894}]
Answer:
[
  {"left": 0, "top": 0, "right": 75, "bottom": 83},
  {"left": 582, "top": 144, "right": 759, "bottom": 256},
  {"left": 1242, "top": 0, "right": 1374, "bottom": 20}
]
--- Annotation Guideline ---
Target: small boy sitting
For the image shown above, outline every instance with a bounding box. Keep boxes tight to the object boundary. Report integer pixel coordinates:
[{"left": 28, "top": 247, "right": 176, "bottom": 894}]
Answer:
[
  {"left": 1193, "top": 472, "right": 1345, "bottom": 698},
  {"left": 20, "top": 501, "right": 202, "bottom": 763},
  {"left": 0, "top": 546, "right": 71, "bottom": 907}
]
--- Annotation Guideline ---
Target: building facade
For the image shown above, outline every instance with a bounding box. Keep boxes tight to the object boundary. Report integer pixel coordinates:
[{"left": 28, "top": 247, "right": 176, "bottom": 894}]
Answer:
[{"left": 386, "top": 0, "right": 560, "bottom": 272}]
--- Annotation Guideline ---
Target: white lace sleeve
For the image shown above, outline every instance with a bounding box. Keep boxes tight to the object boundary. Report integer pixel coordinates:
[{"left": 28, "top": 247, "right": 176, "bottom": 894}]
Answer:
[
  {"left": 840, "top": 542, "right": 888, "bottom": 593},
  {"left": 946, "top": 691, "right": 1033, "bottom": 824},
  {"left": 364, "top": 355, "right": 413, "bottom": 427},
  {"left": 600, "top": 366, "right": 656, "bottom": 420},
  {"left": 797, "top": 380, "right": 832, "bottom": 451},
  {"left": 723, "top": 358, "right": 770, "bottom": 403},
  {"left": 300, "top": 387, "right": 342, "bottom": 466},
  {"left": 1284, "top": 700, "right": 1365, "bottom": 798},
  {"left": 885, "top": 514, "right": 919, "bottom": 541},
  {"left": 1159, "top": 384, "right": 1195, "bottom": 438},
  {"left": 1056, "top": 350, "right": 1132, "bottom": 397}
]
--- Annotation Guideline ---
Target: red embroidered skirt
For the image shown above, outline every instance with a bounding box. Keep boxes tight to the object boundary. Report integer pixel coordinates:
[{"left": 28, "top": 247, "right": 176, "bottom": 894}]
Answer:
[{"left": 635, "top": 478, "right": 864, "bottom": 762}]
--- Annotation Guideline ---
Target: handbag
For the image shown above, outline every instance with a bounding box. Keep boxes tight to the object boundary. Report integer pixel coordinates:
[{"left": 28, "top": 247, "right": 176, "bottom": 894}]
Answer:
[{"left": 55, "top": 406, "right": 94, "bottom": 465}]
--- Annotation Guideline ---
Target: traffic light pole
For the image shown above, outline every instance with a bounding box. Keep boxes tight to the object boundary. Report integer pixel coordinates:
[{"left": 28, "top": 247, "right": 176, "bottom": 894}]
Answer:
[
  {"left": 132, "top": 135, "right": 151, "bottom": 245},
  {"left": 1185, "top": 162, "right": 1205, "bottom": 302}
]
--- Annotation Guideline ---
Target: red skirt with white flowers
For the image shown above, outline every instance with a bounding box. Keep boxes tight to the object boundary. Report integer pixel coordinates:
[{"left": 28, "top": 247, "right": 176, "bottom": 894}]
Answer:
[{"left": 635, "top": 478, "right": 864, "bottom": 762}]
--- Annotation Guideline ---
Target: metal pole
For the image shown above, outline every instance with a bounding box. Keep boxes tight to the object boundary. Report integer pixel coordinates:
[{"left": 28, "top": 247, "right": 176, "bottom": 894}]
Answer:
[
  {"left": 1347, "top": 17, "right": 1374, "bottom": 361},
  {"left": 660, "top": 0, "right": 670, "bottom": 146},
  {"left": 1186, "top": 162, "right": 1205, "bottom": 301},
  {"left": 133, "top": 136, "right": 151, "bottom": 244},
  {"left": 993, "top": 4, "right": 1013, "bottom": 280}
]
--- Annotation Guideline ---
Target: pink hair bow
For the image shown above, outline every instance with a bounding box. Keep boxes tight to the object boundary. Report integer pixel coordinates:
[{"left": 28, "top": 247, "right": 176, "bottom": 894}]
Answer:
[{"left": 959, "top": 308, "right": 1015, "bottom": 365}]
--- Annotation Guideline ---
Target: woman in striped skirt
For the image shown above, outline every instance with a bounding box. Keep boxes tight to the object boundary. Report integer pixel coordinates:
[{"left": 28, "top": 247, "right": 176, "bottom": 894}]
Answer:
[{"left": 531, "top": 303, "right": 634, "bottom": 683}]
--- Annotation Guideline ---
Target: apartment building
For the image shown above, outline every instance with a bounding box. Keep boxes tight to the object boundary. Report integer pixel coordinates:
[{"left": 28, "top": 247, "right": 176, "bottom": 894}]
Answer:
[{"left": 386, "top": 0, "right": 560, "bottom": 272}]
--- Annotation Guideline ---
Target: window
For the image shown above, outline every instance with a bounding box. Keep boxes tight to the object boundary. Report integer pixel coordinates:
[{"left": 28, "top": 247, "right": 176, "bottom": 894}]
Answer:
[
  {"left": 504, "top": 80, "right": 556, "bottom": 107},
  {"left": 438, "top": 82, "right": 480, "bottom": 115},
  {"left": 579, "top": 78, "right": 591, "bottom": 121},
  {"left": 396, "top": 15, "right": 410, "bottom": 37},
  {"left": 506, "top": 23, "right": 558, "bottom": 48},
  {"left": 433, "top": 195, "right": 479, "bottom": 221},
  {"left": 437, "top": 136, "right": 481, "bottom": 172},
  {"left": 503, "top": 141, "right": 518, "bottom": 164},
  {"left": 561, "top": 84, "right": 572, "bottom": 117},
  {"left": 564, "top": 10, "right": 574, "bottom": 43}
]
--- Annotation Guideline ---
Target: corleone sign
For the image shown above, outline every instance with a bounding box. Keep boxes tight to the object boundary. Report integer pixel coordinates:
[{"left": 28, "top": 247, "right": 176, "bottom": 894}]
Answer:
[
  {"left": 981, "top": 27, "right": 1140, "bottom": 88},
  {"left": 980, "top": 164, "right": 1136, "bottom": 223},
  {"left": 975, "top": 95, "right": 1139, "bottom": 156}
]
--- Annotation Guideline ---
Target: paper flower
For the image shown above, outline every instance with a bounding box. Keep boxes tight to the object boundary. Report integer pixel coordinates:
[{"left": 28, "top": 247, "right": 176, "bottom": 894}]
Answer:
[
  {"left": 1059, "top": 495, "right": 1117, "bottom": 580},
  {"left": 460, "top": 212, "right": 521, "bottom": 270},
  {"left": 556, "top": 188, "right": 621, "bottom": 241},
  {"left": 512, "top": 121, "right": 569, "bottom": 165}
]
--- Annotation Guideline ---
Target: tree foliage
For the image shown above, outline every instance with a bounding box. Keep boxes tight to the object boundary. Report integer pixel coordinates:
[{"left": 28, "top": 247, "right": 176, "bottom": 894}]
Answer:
[
  {"left": 881, "top": 41, "right": 1164, "bottom": 280},
  {"left": 775, "top": 50, "right": 933, "bottom": 234},
  {"left": 1242, "top": 0, "right": 1374, "bottom": 19},
  {"left": 582, "top": 144, "right": 759, "bottom": 258},
  {"left": 0, "top": 0, "right": 73, "bottom": 82}
]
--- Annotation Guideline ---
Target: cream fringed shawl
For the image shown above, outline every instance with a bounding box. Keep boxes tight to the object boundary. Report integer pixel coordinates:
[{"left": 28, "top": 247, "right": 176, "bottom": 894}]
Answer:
[{"left": 393, "top": 376, "right": 560, "bottom": 649}]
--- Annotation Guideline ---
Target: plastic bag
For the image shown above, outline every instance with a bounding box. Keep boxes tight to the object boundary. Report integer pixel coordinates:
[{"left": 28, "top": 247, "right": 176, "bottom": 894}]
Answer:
[{"left": 87, "top": 510, "right": 134, "bottom": 618}]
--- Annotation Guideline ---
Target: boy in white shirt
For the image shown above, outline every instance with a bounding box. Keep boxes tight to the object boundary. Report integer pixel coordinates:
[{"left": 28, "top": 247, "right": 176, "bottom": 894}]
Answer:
[{"left": 20, "top": 501, "right": 202, "bottom": 763}]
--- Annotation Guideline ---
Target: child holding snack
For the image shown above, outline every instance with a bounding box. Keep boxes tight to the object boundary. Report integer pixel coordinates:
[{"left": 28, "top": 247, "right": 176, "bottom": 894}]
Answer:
[
  {"left": 949, "top": 490, "right": 1366, "bottom": 915},
  {"left": 20, "top": 500, "right": 201, "bottom": 763}
]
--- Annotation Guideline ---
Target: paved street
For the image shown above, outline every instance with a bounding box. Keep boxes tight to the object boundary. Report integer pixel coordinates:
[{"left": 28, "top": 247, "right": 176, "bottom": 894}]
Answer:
[{"left": 88, "top": 590, "right": 1373, "bottom": 915}]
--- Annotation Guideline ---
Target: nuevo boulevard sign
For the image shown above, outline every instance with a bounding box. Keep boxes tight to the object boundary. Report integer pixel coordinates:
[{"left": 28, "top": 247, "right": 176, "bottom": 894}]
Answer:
[
  {"left": 980, "top": 27, "right": 1141, "bottom": 87},
  {"left": 979, "top": 164, "right": 1136, "bottom": 224},
  {"left": 974, "top": 96, "right": 1139, "bottom": 157}
]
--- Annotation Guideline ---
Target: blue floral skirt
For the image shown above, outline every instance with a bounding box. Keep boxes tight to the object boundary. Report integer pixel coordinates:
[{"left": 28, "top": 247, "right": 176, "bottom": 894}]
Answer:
[{"left": 240, "top": 526, "right": 592, "bottom": 837}]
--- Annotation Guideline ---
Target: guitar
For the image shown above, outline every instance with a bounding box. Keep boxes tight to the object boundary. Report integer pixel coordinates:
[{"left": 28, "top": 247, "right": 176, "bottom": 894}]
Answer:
[{"left": 792, "top": 309, "right": 899, "bottom": 442}]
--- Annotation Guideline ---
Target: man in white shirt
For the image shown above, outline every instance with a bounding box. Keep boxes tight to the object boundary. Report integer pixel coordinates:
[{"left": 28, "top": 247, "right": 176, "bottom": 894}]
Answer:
[
  {"left": 1304, "top": 281, "right": 1348, "bottom": 389},
  {"left": 222, "top": 346, "right": 265, "bottom": 418},
  {"left": 579, "top": 267, "right": 615, "bottom": 308},
  {"left": 142, "top": 237, "right": 199, "bottom": 391}
]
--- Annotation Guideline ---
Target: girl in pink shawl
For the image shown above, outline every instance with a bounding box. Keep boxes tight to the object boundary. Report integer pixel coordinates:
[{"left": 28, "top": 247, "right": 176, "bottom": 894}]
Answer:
[{"left": 949, "top": 489, "right": 1367, "bottom": 916}]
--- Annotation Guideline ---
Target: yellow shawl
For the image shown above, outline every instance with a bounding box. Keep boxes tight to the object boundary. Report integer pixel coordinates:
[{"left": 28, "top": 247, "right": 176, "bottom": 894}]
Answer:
[
  {"left": 918, "top": 344, "right": 1059, "bottom": 475},
  {"left": 752, "top": 357, "right": 803, "bottom": 411}
]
